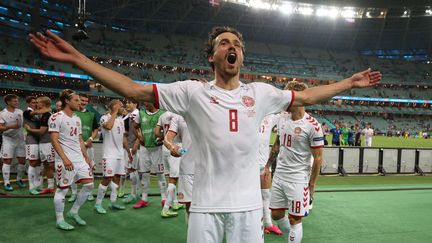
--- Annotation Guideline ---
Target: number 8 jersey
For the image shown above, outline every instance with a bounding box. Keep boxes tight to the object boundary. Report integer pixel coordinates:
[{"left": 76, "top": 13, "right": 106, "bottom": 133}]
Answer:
[
  {"left": 274, "top": 112, "right": 324, "bottom": 183},
  {"left": 48, "top": 111, "right": 84, "bottom": 163},
  {"left": 155, "top": 80, "right": 294, "bottom": 213}
]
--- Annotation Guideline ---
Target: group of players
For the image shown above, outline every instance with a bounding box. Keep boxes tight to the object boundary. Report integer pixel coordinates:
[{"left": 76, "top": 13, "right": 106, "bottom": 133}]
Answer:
[
  {"left": 25, "top": 26, "right": 382, "bottom": 243},
  {"left": 328, "top": 122, "right": 374, "bottom": 147}
]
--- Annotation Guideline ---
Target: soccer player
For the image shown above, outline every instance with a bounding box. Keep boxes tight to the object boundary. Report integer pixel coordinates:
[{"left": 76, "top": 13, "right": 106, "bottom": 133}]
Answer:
[
  {"left": 330, "top": 122, "right": 342, "bottom": 146},
  {"left": 94, "top": 99, "right": 130, "bottom": 213},
  {"left": 55, "top": 100, "right": 62, "bottom": 112},
  {"left": 30, "top": 28, "right": 381, "bottom": 243},
  {"left": 0, "top": 94, "right": 26, "bottom": 191},
  {"left": 348, "top": 125, "right": 355, "bottom": 146},
  {"left": 156, "top": 111, "right": 185, "bottom": 217},
  {"left": 69, "top": 93, "right": 99, "bottom": 202},
  {"left": 362, "top": 122, "right": 374, "bottom": 147},
  {"left": 25, "top": 97, "right": 56, "bottom": 194},
  {"left": 264, "top": 81, "right": 324, "bottom": 243},
  {"left": 163, "top": 114, "right": 195, "bottom": 218},
  {"left": 258, "top": 114, "right": 283, "bottom": 235},
  {"left": 132, "top": 102, "right": 167, "bottom": 209},
  {"left": 354, "top": 124, "right": 362, "bottom": 146},
  {"left": 49, "top": 89, "right": 94, "bottom": 230},
  {"left": 23, "top": 96, "right": 42, "bottom": 194},
  {"left": 341, "top": 123, "right": 349, "bottom": 146},
  {"left": 122, "top": 99, "right": 141, "bottom": 204}
]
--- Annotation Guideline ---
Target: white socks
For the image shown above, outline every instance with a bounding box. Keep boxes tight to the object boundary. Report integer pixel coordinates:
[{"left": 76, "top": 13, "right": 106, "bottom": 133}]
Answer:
[
  {"left": 141, "top": 173, "right": 150, "bottom": 201},
  {"left": 70, "top": 183, "right": 93, "bottom": 214},
  {"left": 157, "top": 174, "right": 167, "bottom": 200},
  {"left": 28, "top": 166, "right": 36, "bottom": 190},
  {"left": 96, "top": 184, "right": 108, "bottom": 205},
  {"left": 17, "top": 164, "right": 26, "bottom": 181},
  {"left": 276, "top": 216, "right": 291, "bottom": 235},
  {"left": 289, "top": 223, "right": 303, "bottom": 243},
  {"left": 54, "top": 188, "right": 69, "bottom": 222},
  {"left": 130, "top": 171, "right": 139, "bottom": 197},
  {"left": 163, "top": 183, "right": 176, "bottom": 211},
  {"left": 261, "top": 189, "right": 272, "bottom": 227},
  {"left": 110, "top": 182, "right": 119, "bottom": 203},
  {"left": 2, "top": 164, "right": 10, "bottom": 185}
]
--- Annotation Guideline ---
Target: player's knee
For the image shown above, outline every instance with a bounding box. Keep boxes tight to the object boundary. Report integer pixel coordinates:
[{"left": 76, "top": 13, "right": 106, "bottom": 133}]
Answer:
[
  {"left": 271, "top": 209, "right": 285, "bottom": 220},
  {"left": 82, "top": 182, "right": 94, "bottom": 191},
  {"left": 288, "top": 214, "right": 302, "bottom": 225}
]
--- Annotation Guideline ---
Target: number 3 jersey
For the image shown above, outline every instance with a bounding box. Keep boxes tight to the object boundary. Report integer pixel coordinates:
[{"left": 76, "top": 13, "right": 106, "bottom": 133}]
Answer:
[
  {"left": 274, "top": 112, "right": 324, "bottom": 183},
  {"left": 100, "top": 114, "right": 125, "bottom": 159},
  {"left": 48, "top": 111, "right": 84, "bottom": 163},
  {"left": 155, "top": 80, "right": 294, "bottom": 213}
]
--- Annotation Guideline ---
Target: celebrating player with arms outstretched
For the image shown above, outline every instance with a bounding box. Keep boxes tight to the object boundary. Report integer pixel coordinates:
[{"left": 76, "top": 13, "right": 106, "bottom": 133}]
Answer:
[{"left": 30, "top": 27, "right": 381, "bottom": 243}]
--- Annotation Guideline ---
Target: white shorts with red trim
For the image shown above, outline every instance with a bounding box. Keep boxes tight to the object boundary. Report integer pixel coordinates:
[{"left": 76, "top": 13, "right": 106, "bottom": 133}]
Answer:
[
  {"left": 269, "top": 178, "right": 309, "bottom": 217},
  {"left": 138, "top": 146, "right": 164, "bottom": 173},
  {"left": 55, "top": 159, "right": 93, "bottom": 188},
  {"left": 26, "top": 144, "right": 39, "bottom": 160},
  {"left": 39, "top": 143, "right": 55, "bottom": 162},
  {"left": 124, "top": 149, "right": 139, "bottom": 170},
  {"left": 178, "top": 174, "right": 194, "bottom": 203},
  {"left": 102, "top": 157, "right": 126, "bottom": 177},
  {"left": 1, "top": 136, "right": 25, "bottom": 159}
]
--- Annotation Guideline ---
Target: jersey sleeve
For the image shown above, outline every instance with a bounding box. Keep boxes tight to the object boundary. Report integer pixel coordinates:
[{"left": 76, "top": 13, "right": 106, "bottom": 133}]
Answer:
[
  {"left": 168, "top": 115, "right": 179, "bottom": 135},
  {"left": 48, "top": 113, "right": 61, "bottom": 133},
  {"left": 154, "top": 81, "right": 199, "bottom": 116},
  {"left": 157, "top": 114, "right": 164, "bottom": 127},
  {"left": 254, "top": 83, "right": 294, "bottom": 117},
  {"left": 0, "top": 112, "right": 5, "bottom": 124},
  {"left": 40, "top": 113, "right": 50, "bottom": 127},
  {"left": 309, "top": 123, "right": 324, "bottom": 148},
  {"left": 100, "top": 115, "right": 108, "bottom": 127}
]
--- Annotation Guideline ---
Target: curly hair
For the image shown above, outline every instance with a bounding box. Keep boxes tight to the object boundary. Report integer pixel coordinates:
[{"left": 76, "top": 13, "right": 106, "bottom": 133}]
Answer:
[
  {"left": 204, "top": 26, "right": 245, "bottom": 71},
  {"left": 284, "top": 81, "right": 308, "bottom": 91}
]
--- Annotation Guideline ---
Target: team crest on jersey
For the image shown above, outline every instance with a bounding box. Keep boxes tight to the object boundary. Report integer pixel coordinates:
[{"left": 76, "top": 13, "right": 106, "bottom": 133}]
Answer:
[
  {"left": 294, "top": 127, "right": 302, "bottom": 135},
  {"left": 63, "top": 178, "right": 69, "bottom": 184},
  {"left": 241, "top": 96, "right": 255, "bottom": 107}
]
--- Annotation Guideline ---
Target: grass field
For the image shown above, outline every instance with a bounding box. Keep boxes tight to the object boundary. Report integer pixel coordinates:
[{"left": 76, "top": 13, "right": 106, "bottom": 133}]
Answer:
[
  {"left": 270, "top": 132, "right": 432, "bottom": 148},
  {"left": 2, "top": 175, "right": 432, "bottom": 243}
]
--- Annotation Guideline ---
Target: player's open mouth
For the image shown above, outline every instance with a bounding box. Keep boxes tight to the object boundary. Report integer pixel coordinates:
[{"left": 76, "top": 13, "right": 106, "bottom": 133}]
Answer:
[{"left": 227, "top": 53, "right": 237, "bottom": 64}]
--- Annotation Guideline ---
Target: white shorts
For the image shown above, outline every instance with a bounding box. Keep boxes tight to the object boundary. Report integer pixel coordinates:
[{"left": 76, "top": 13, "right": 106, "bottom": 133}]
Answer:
[
  {"left": 125, "top": 149, "right": 139, "bottom": 170},
  {"left": 187, "top": 209, "right": 264, "bottom": 243},
  {"left": 166, "top": 155, "right": 180, "bottom": 178},
  {"left": 178, "top": 174, "right": 194, "bottom": 203},
  {"left": 1, "top": 136, "right": 25, "bottom": 159},
  {"left": 39, "top": 143, "right": 55, "bottom": 162},
  {"left": 102, "top": 157, "right": 126, "bottom": 177},
  {"left": 26, "top": 144, "right": 39, "bottom": 160},
  {"left": 270, "top": 178, "right": 309, "bottom": 217},
  {"left": 55, "top": 159, "right": 93, "bottom": 189},
  {"left": 138, "top": 146, "right": 164, "bottom": 173},
  {"left": 365, "top": 138, "right": 372, "bottom": 147}
]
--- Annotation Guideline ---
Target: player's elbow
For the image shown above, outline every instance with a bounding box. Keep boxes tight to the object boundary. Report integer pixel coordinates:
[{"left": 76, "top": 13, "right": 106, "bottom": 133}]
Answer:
[{"left": 127, "top": 83, "right": 155, "bottom": 104}]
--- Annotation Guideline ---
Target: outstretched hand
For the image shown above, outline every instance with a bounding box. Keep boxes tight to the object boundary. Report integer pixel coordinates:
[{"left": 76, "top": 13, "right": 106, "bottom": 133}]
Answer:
[
  {"left": 29, "top": 31, "right": 81, "bottom": 63},
  {"left": 350, "top": 68, "right": 382, "bottom": 88}
]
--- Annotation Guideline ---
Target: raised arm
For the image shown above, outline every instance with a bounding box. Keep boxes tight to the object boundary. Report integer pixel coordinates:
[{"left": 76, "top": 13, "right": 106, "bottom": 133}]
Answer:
[
  {"left": 29, "top": 31, "right": 154, "bottom": 102},
  {"left": 292, "top": 69, "right": 381, "bottom": 107}
]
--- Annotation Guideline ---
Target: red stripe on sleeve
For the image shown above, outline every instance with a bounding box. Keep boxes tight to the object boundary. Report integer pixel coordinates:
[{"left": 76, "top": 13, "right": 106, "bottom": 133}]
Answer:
[
  {"left": 153, "top": 84, "right": 159, "bottom": 109},
  {"left": 286, "top": 90, "right": 295, "bottom": 111}
]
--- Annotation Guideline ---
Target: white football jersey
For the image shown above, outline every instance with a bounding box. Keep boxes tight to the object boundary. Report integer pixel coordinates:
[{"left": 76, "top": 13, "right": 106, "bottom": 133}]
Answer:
[
  {"left": 101, "top": 114, "right": 125, "bottom": 159},
  {"left": 362, "top": 128, "right": 374, "bottom": 140},
  {"left": 168, "top": 115, "right": 195, "bottom": 175},
  {"left": 274, "top": 112, "right": 324, "bottom": 183},
  {"left": 0, "top": 108, "right": 24, "bottom": 138},
  {"left": 48, "top": 111, "right": 84, "bottom": 163},
  {"left": 257, "top": 113, "right": 281, "bottom": 167},
  {"left": 157, "top": 111, "right": 180, "bottom": 143},
  {"left": 156, "top": 80, "right": 294, "bottom": 213}
]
